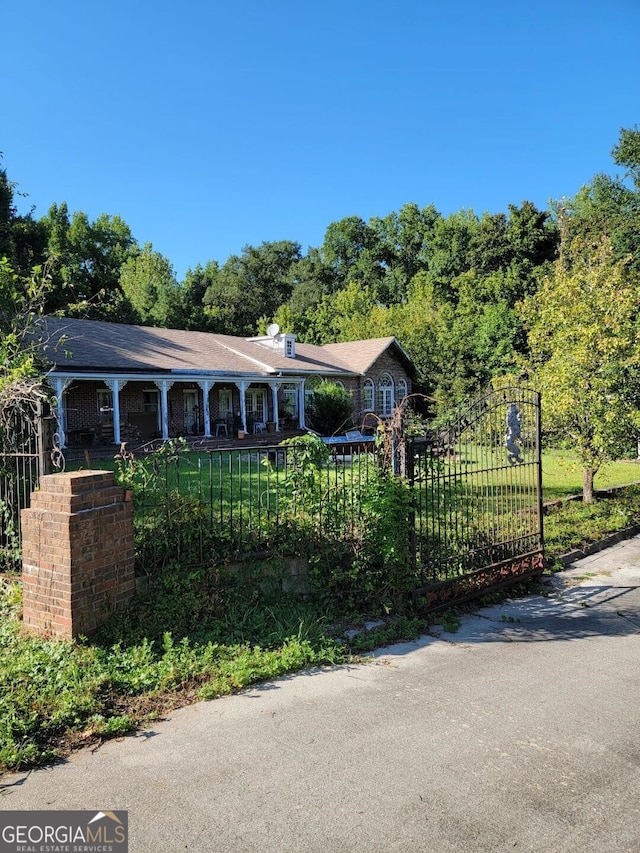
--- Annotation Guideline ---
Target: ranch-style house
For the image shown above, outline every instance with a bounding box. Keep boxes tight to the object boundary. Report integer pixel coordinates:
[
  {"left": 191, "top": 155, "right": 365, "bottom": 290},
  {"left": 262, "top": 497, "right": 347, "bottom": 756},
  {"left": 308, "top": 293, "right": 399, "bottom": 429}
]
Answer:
[{"left": 40, "top": 318, "right": 414, "bottom": 447}]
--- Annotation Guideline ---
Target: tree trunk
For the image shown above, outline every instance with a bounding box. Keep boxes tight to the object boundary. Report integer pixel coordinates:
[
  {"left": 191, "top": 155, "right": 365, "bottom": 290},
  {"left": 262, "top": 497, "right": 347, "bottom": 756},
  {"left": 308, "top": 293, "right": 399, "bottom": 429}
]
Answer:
[{"left": 583, "top": 467, "right": 595, "bottom": 503}]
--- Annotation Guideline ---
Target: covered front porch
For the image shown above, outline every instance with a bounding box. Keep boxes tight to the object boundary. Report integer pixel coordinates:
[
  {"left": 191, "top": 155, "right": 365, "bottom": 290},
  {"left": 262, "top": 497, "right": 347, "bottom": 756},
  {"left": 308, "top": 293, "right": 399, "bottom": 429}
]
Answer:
[{"left": 49, "top": 372, "right": 309, "bottom": 449}]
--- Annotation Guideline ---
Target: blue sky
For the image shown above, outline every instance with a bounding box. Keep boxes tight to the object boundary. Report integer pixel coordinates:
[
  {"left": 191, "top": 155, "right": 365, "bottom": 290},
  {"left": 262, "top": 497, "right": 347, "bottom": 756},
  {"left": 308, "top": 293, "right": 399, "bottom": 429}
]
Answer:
[{"left": 3, "top": 0, "right": 639, "bottom": 280}]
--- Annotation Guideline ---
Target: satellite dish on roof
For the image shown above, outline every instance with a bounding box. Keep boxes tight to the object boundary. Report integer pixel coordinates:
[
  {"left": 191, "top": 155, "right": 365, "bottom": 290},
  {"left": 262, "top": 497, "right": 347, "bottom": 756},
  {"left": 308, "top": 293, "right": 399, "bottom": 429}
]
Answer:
[{"left": 267, "top": 323, "right": 280, "bottom": 338}]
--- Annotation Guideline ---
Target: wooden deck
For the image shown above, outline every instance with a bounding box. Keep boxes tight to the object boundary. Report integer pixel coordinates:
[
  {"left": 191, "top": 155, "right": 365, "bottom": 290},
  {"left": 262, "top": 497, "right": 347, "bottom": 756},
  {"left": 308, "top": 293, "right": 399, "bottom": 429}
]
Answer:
[{"left": 61, "top": 428, "right": 308, "bottom": 463}]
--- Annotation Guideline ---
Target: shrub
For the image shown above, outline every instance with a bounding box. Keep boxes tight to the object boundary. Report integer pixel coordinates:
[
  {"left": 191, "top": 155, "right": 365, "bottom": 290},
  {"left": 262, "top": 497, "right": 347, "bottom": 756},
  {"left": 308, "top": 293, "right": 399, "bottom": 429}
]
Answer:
[{"left": 308, "top": 380, "right": 354, "bottom": 435}]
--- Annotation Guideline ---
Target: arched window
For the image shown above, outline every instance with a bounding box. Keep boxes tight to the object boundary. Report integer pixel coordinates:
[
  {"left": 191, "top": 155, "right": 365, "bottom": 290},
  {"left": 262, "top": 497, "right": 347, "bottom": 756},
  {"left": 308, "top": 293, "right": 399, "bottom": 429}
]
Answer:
[
  {"left": 378, "top": 374, "right": 394, "bottom": 417},
  {"left": 363, "top": 378, "right": 374, "bottom": 412},
  {"left": 397, "top": 378, "right": 408, "bottom": 405}
]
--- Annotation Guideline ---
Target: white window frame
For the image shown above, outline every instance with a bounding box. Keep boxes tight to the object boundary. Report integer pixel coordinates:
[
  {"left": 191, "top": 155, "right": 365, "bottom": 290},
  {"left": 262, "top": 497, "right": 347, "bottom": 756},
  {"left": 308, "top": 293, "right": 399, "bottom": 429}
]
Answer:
[
  {"left": 246, "top": 388, "right": 267, "bottom": 422},
  {"left": 96, "top": 389, "right": 113, "bottom": 417},
  {"left": 282, "top": 384, "right": 298, "bottom": 417},
  {"left": 378, "top": 374, "right": 394, "bottom": 417},
  {"left": 218, "top": 388, "right": 232, "bottom": 417},
  {"left": 397, "top": 378, "right": 408, "bottom": 405},
  {"left": 363, "top": 378, "right": 374, "bottom": 411}
]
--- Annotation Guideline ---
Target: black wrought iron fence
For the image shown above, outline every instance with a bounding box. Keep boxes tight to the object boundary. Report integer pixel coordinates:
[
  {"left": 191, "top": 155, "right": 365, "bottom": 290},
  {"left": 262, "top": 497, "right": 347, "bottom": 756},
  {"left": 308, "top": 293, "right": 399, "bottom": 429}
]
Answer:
[
  {"left": 407, "top": 387, "right": 544, "bottom": 609},
  {"left": 123, "top": 389, "right": 543, "bottom": 611},
  {"left": 125, "top": 437, "right": 381, "bottom": 575},
  {"left": 0, "top": 399, "right": 58, "bottom": 569}
]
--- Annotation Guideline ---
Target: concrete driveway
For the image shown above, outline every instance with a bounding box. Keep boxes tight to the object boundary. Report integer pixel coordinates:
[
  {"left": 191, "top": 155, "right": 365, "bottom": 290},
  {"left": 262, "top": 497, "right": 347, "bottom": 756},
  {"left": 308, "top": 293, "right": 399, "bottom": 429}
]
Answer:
[{"left": 3, "top": 538, "right": 640, "bottom": 853}]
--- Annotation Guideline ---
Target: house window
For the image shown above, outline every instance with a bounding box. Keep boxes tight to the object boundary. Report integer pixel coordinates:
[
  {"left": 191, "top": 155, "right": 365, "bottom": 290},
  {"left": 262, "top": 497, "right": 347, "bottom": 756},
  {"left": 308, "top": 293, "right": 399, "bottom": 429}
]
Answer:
[
  {"left": 246, "top": 388, "right": 267, "bottom": 423},
  {"left": 143, "top": 389, "right": 160, "bottom": 431},
  {"left": 282, "top": 384, "right": 298, "bottom": 418},
  {"left": 378, "top": 374, "right": 394, "bottom": 417},
  {"left": 397, "top": 378, "right": 408, "bottom": 404},
  {"left": 96, "top": 389, "right": 113, "bottom": 416},
  {"left": 304, "top": 376, "right": 322, "bottom": 418},
  {"left": 284, "top": 336, "right": 295, "bottom": 357},
  {"left": 218, "top": 388, "right": 232, "bottom": 417},
  {"left": 363, "top": 379, "right": 374, "bottom": 411},
  {"left": 143, "top": 390, "right": 159, "bottom": 413}
]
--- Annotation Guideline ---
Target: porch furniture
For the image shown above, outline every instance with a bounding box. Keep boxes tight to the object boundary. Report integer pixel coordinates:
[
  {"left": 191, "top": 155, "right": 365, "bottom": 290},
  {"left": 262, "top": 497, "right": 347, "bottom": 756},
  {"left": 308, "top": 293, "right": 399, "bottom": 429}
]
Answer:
[
  {"left": 253, "top": 421, "right": 267, "bottom": 435},
  {"left": 214, "top": 421, "right": 229, "bottom": 437},
  {"left": 67, "top": 428, "right": 95, "bottom": 446},
  {"left": 127, "top": 411, "right": 159, "bottom": 439}
]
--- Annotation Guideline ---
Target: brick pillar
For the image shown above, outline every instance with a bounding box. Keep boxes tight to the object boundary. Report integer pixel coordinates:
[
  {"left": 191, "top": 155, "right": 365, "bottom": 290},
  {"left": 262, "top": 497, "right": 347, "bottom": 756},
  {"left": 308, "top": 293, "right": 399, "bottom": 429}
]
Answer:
[{"left": 21, "top": 470, "right": 135, "bottom": 639}]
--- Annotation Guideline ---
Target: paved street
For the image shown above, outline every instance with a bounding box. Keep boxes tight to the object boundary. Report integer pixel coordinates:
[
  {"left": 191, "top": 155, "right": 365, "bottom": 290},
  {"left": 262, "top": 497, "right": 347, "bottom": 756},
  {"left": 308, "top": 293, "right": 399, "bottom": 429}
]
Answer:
[{"left": 3, "top": 538, "right": 640, "bottom": 853}]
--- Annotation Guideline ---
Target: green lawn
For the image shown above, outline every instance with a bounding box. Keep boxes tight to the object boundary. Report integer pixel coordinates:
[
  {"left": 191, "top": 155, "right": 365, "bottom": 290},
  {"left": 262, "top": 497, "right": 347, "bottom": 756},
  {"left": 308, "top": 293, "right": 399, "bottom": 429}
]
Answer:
[
  {"left": 541, "top": 449, "right": 640, "bottom": 501},
  {"left": 68, "top": 445, "right": 640, "bottom": 503}
]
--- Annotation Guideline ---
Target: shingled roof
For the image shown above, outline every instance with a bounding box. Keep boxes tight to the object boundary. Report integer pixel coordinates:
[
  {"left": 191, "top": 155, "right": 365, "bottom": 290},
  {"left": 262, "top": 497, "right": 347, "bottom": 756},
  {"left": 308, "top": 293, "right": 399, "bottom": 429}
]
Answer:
[
  {"left": 41, "top": 317, "right": 408, "bottom": 378},
  {"left": 320, "top": 337, "right": 413, "bottom": 374}
]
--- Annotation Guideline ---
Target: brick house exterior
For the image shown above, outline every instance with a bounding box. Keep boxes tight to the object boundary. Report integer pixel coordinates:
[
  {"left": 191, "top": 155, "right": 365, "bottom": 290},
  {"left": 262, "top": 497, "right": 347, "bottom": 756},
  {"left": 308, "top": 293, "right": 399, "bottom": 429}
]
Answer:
[{"left": 40, "top": 318, "right": 414, "bottom": 446}]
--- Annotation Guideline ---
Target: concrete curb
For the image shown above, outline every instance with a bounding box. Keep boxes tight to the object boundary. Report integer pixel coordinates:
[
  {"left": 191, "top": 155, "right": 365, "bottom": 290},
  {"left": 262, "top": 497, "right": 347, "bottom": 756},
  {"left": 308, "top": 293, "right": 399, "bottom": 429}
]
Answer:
[{"left": 554, "top": 523, "right": 640, "bottom": 566}]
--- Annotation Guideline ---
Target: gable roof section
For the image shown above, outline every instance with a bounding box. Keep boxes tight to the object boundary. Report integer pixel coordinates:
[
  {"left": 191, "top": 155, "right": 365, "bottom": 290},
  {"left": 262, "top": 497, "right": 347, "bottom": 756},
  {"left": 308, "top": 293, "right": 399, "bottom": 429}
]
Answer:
[
  {"left": 40, "top": 317, "right": 378, "bottom": 377},
  {"left": 320, "top": 337, "right": 414, "bottom": 375}
]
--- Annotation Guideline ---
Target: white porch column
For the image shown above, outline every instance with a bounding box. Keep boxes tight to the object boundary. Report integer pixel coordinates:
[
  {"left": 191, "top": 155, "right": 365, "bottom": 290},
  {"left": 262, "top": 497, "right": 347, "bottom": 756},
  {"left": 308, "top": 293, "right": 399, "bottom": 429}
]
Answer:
[
  {"left": 234, "top": 381, "right": 248, "bottom": 432},
  {"left": 270, "top": 381, "right": 281, "bottom": 431},
  {"left": 50, "top": 377, "right": 72, "bottom": 448},
  {"left": 155, "top": 380, "right": 174, "bottom": 440},
  {"left": 298, "top": 380, "right": 306, "bottom": 429},
  {"left": 199, "top": 380, "right": 213, "bottom": 438},
  {"left": 107, "top": 379, "right": 126, "bottom": 445}
]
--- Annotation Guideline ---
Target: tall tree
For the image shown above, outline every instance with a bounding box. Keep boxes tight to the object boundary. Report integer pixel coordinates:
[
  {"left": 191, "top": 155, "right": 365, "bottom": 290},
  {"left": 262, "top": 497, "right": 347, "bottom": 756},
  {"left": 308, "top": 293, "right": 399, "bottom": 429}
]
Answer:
[
  {"left": 0, "top": 164, "right": 47, "bottom": 277},
  {"left": 180, "top": 261, "right": 222, "bottom": 331},
  {"left": 522, "top": 237, "right": 640, "bottom": 502},
  {"left": 119, "top": 243, "right": 182, "bottom": 327},
  {"left": 304, "top": 281, "right": 389, "bottom": 344},
  {"left": 611, "top": 125, "right": 640, "bottom": 189},
  {"left": 368, "top": 202, "right": 440, "bottom": 304},
  {"left": 423, "top": 209, "right": 478, "bottom": 301},
  {"left": 203, "top": 240, "right": 301, "bottom": 336},
  {"left": 320, "top": 216, "right": 385, "bottom": 291},
  {"left": 40, "top": 205, "right": 138, "bottom": 319}
]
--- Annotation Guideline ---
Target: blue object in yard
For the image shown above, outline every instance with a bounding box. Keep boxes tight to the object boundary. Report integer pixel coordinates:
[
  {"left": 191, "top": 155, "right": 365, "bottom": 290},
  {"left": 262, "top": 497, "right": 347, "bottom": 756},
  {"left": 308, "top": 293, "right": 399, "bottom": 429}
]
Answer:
[{"left": 321, "top": 432, "right": 375, "bottom": 452}]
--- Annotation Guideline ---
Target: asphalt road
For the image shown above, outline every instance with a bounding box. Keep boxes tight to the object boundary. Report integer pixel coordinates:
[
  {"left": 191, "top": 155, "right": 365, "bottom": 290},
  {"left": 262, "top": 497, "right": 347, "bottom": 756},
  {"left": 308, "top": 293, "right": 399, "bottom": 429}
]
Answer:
[{"left": 3, "top": 538, "right": 640, "bottom": 853}]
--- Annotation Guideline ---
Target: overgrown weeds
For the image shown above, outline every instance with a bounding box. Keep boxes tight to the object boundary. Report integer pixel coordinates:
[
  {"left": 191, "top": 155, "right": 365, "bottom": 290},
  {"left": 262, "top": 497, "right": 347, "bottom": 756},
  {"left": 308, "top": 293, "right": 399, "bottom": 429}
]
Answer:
[
  {"left": 543, "top": 485, "right": 640, "bottom": 561},
  {"left": 0, "top": 569, "right": 346, "bottom": 773}
]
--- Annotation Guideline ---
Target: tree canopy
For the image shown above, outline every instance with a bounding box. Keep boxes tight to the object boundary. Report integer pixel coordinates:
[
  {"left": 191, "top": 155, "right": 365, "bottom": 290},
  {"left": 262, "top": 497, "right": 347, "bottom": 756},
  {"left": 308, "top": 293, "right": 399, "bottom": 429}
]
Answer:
[
  {"left": 3, "top": 127, "right": 640, "bottom": 498},
  {"left": 522, "top": 236, "right": 640, "bottom": 502}
]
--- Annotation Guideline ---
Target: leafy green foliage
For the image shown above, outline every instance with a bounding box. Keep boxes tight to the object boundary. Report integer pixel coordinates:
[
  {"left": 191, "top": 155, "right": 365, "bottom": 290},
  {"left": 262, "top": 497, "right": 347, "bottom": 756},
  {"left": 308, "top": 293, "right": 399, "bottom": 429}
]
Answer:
[
  {"left": 0, "top": 569, "right": 343, "bottom": 772},
  {"left": 0, "top": 499, "right": 21, "bottom": 572},
  {"left": 202, "top": 240, "right": 302, "bottom": 336},
  {"left": 119, "top": 242, "right": 183, "bottom": 327},
  {"left": 612, "top": 125, "right": 640, "bottom": 189},
  {"left": 307, "top": 380, "right": 354, "bottom": 435},
  {"left": 544, "top": 486, "right": 640, "bottom": 559},
  {"left": 522, "top": 237, "right": 640, "bottom": 501},
  {"left": 41, "top": 203, "right": 138, "bottom": 319},
  {"left": 0, "top": 259, "right": 53, "bottom": 389},
  {"left": 324, "top": 472, "right": 413, "bottom": 615}
]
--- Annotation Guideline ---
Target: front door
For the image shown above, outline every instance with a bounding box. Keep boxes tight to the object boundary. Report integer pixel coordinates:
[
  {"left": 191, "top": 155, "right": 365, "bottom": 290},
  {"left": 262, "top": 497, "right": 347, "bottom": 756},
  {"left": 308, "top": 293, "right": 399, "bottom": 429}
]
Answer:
[
  {"left": 184, "top": 390, "right": 199, "bottom": 435},
  {"left": 246, "top": 389, "right": 267, "bottom": 426}
]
